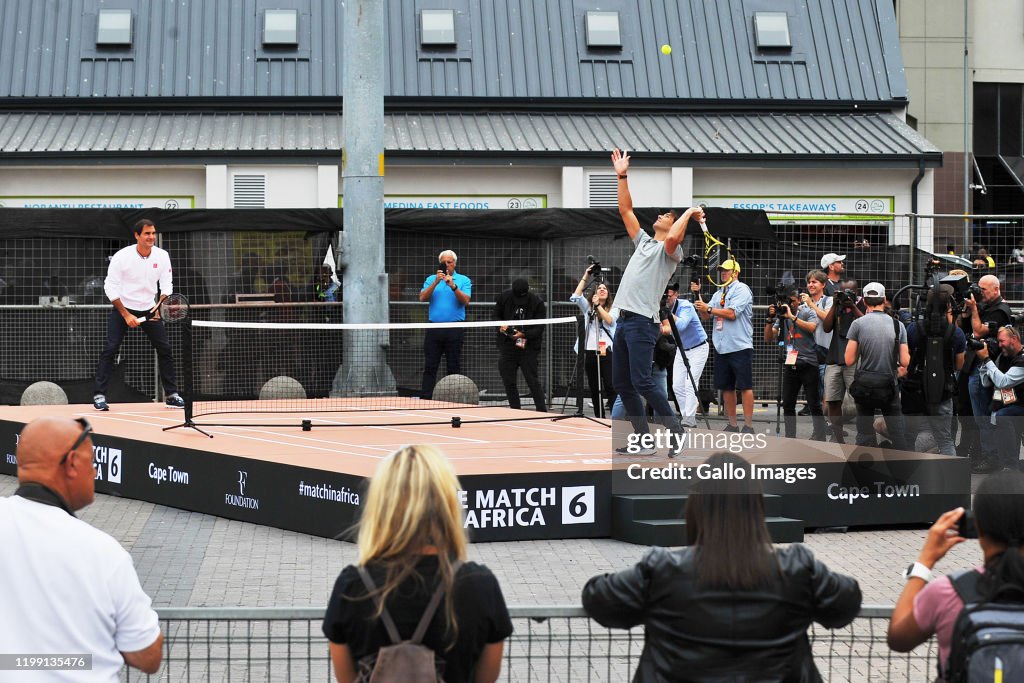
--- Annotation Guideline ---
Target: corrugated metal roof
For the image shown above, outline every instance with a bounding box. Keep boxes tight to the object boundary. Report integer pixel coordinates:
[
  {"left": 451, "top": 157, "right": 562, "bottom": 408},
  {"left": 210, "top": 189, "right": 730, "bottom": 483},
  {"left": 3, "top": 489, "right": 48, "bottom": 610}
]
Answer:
[
  {"left": 0, "top": 0, "right": 906, "bottom": 103},
  {"left": 0, "top": 111, "right": 940, "bottom": 164}
]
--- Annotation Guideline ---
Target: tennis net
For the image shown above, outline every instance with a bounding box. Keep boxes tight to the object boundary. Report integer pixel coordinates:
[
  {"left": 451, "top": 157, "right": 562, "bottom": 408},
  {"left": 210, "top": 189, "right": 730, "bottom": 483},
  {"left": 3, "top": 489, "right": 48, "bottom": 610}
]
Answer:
[{"left": 180, "top": 314, "right": 580, "bottom": 426}]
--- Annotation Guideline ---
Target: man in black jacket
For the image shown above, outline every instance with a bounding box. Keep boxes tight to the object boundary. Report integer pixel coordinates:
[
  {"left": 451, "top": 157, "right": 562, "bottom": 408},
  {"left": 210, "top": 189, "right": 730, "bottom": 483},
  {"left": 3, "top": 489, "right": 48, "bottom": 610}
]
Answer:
[{"left": 494, "top": 278, "right": 547, "bottom": 412}]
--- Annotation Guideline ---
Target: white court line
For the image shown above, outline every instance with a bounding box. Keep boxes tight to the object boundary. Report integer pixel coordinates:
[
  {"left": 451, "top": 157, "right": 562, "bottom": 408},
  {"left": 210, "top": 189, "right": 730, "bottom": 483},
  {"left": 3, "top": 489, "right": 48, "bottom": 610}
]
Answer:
[
  {"left": 309, "top": 417, "right": 489, "bottom": 444},
  {"left": 90, "top": 413, "right": 387, "bottom": 460},
  {"left": 387, "top": 408, "right": 612, "bottom": 436}
]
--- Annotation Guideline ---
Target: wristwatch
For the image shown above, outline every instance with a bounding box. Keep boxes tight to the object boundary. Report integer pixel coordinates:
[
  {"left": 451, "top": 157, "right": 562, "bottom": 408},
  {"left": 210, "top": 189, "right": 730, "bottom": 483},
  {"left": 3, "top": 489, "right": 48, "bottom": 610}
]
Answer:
[{"left": 902, "top": 562, "right": 933, "bottom": 583}]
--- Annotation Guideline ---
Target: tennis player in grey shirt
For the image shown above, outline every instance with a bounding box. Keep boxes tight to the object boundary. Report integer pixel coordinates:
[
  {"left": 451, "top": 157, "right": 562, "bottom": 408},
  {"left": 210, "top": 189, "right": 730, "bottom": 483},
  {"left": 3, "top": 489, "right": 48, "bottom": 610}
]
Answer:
[{"left": 610, "top": 148, "right": 704, "bottom": 455}]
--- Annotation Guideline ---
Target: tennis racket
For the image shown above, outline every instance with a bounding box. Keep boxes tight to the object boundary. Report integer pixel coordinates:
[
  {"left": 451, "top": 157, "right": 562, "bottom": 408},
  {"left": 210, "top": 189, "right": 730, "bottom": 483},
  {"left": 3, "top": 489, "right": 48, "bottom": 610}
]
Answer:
[
  {"left": 140, "top": 293, "right": 190, "bottom": 323},
  {"left": 698, "top": 219, "right": 735, "bottom": 287}
]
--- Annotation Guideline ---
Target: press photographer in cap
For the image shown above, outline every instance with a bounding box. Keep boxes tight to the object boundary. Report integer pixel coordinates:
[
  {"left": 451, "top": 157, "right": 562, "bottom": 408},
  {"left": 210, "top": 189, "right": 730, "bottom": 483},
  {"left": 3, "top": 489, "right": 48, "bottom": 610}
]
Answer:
[
  {"left": 494, "top": 278, "right": 547, "bottom": 412},
  {"left": 844, "top": 282, "right": 911, "bottom": 451},
  {"left": 820, "top": 253, "right": 846, "bottom": 296},
  {"left": 696, "top": 258, "right": 755, "bottom": 433}
]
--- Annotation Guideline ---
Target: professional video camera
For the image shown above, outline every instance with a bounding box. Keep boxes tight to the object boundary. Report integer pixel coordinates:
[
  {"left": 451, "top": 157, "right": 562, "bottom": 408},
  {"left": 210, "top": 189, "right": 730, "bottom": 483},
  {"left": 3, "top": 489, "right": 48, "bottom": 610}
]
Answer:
[
  {"left": 835, "top": 288, "right": 858, "bottom": 308},
  {"left": 938, "top": 273, "right": 972, "bottom": 314},
  {"left": 681, "top": 254, "right": 701, "bottom": 268},
  {"left": 766, "top": 281, "right": 797, "bottom": 307}
]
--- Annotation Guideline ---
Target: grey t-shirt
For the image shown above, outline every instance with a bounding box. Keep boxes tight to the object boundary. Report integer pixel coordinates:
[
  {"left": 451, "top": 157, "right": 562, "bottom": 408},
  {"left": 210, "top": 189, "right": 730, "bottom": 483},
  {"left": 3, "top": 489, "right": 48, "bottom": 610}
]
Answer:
[
  {"left": 615, "top": 230, "right": 682, "bottom": 321},
  {"left": 846, "top": 311, "right": 907, "bottom": 376},
  {"left": 773, "top": 304, "right": 819, "bottom": 365}
]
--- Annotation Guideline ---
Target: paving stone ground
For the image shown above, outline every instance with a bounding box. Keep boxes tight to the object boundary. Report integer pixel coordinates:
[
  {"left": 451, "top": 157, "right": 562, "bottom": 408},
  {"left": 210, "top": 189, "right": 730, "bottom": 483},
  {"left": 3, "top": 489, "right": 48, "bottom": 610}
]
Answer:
[{"left": 0, "top": 471, "right": 984, "bottom": 610}]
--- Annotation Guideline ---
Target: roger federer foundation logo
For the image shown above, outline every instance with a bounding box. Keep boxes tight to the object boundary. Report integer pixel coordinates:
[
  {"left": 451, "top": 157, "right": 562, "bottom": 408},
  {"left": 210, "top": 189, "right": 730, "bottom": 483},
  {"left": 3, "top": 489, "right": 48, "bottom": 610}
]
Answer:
[
  {"left": 225, "top": 470, "right": 260, "bottom": 510},
  {"left": 458, "top": 485, "right": 595, "bottom": 529},
  {"left": 92, "top": 445, "right": 122, "bottom": 484},
  {"left": 5, "top": 432, "right": 17, "bottom": 465}
]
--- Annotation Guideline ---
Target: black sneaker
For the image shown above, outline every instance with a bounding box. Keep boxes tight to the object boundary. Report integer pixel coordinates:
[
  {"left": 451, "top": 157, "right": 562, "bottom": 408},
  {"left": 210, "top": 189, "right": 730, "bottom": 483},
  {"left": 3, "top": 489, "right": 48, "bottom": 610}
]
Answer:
[
  {"left": 165, "top": 393, "right": 185, "bottom": 409},
  {"left": 723, "top": 424, "right": 739, "bottom": 433},
  {"left": 971, "top": 457, "right": 999, "bottom": 474},
  {"left": 797, "top": 405, "right": 811, "bottom": 416},
  {"left": 93, "top": 394, "right": 109, "bottom": 411},
  {"left": 613, "top": 445, "right": 658, "bottom": 456},
  {"left": 741, "top": 426, "right": 755, "bottom": 435}
]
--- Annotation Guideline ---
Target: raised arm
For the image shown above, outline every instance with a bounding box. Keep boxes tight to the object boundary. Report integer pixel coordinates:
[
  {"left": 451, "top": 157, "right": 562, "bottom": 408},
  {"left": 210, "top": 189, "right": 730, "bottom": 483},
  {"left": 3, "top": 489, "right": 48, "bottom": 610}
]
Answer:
[
  {"left": 665, "top": 207, "right": 703, "bottom": 256},
  {"left": 612, "top": 149, "right": 642, "bottom": 240}
]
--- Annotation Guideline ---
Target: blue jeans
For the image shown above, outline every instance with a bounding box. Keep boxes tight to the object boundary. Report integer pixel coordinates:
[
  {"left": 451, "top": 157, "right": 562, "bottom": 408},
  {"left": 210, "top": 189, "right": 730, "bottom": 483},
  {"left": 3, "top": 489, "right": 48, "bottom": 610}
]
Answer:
[
  {"left": 906, "top": 399, "right": 956, "bottom": 456},
  {"left": 992, "top": 404, "right": 1024, "bottom": 469},
  {"left": 94, "top": 308, "right": 178, "bottom": 396},
  {"left": 612, "top": 312, "right": 678, "bottom": 435},
  {"left": 969, "top": 369, "right": 996, "bottom": 458},
  {"left": 610, "top": 366, "right": 669, "bottom": 421}
]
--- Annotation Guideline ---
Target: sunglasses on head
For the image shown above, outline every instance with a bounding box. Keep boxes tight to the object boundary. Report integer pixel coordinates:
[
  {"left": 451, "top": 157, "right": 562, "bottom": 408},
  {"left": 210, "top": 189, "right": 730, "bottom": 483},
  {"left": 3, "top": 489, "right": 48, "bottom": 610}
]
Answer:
[{"left": 59, "top": 417, "right": 92, "bottom": 466}]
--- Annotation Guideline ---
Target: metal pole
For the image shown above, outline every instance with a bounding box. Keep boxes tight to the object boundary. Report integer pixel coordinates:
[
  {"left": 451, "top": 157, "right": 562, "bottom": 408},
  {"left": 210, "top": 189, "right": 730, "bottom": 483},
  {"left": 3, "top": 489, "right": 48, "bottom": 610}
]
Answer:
[
  {"left": 962, "top": 0, "right": 970, "bottom": 253},
  {"left": 334, "top": 0, "right": 395, "bottom": 396}
]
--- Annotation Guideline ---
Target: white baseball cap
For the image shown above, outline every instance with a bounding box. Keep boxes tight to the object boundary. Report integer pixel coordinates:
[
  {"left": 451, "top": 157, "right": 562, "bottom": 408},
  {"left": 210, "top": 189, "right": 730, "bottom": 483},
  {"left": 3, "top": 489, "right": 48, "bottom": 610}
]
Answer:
[
  {"left": 863, "top": 282, "right": 885, "bottom": 298},
  {"left": 821, "top": 253, "right": 846, "bottom": 269}
]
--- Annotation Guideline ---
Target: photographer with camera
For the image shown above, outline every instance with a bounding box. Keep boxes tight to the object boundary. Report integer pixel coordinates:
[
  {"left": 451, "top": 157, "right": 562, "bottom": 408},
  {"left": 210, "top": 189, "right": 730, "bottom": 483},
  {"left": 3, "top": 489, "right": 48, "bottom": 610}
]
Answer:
[
  {"left": 844, "top": 283, "right": 911, "bottom": 451},
  {"left": 902, "top": 286, "right": 967, "bottom": 456},
  {"left": 666, "top": 282, "right": 708, "bottom": 429},
  {"left": 821, "top": 278, "right": 866, "bottom": 443},
  {"left": 419, "top": 249, "right": 472, "bottom": 400},
  {"left": 977, "top": 325, "right": 1024, "bottom": 471},
  {"left": 961, "top": 274, "right": 1013, "bottom": 472},
  {"left": 571, "top": 265, "right": 618, "bottom": 417},
  {"left": 611, "top": 148, "right": 698, "bottom": 453},
  {"left": 494, "top": 278, "right": 547, "bottom": 412},
  {"left": 765, "top": 286, "right": 827, "bottom": 441}
]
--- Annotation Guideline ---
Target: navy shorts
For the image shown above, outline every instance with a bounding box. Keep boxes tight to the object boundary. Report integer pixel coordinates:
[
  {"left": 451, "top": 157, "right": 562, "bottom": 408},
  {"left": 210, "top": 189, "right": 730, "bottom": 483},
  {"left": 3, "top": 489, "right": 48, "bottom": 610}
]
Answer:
[{"left": 713, "top": 348, "right": 754, "bottom": 391}]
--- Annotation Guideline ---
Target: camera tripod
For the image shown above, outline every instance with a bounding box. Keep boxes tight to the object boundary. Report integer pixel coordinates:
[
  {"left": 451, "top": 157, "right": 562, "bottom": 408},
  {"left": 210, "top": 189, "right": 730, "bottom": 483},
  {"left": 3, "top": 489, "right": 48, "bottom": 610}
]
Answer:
[
  {"left": 555, "top": 278, "right": 613, "bottom": 427},
  {"left": 666, "top": 304, "right": 712, "bottom": 430}
]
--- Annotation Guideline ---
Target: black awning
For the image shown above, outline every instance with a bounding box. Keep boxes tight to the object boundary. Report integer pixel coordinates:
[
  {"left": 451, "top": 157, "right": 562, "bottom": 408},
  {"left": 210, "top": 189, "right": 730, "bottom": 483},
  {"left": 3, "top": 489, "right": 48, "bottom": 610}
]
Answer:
[{"left": 998, "top": 155, "right": 1024, "bottom": 193}]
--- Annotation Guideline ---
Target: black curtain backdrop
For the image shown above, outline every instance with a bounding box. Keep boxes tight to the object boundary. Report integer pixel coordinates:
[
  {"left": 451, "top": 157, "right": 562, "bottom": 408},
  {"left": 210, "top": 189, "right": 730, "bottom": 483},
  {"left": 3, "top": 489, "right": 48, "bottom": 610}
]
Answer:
[{"left": 0, "top": 207, "right": 775, "bottom": 241}]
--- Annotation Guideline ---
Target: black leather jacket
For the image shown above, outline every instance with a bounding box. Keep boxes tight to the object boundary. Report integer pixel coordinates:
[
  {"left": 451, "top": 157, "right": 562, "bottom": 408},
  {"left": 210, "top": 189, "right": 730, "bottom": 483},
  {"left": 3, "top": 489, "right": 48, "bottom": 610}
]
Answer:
[{"left": 582, "top": 544, "right": 861, "bottom": 682}]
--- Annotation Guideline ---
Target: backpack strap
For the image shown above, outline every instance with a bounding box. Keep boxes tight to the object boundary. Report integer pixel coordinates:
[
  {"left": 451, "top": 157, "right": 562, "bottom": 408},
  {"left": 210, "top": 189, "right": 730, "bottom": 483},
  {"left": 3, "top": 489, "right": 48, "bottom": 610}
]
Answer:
[
  {"left": 950, "top": 568, "right": 983, "bottom": 606},
  {"left": 410, "top": 560, "right": 462, "bottom": 645},
  {"left": 358, "top": 560, "right": 463, "bottom": 646},
  {"left": 357, "top": 566, "right": 404, "bottom": 645}
]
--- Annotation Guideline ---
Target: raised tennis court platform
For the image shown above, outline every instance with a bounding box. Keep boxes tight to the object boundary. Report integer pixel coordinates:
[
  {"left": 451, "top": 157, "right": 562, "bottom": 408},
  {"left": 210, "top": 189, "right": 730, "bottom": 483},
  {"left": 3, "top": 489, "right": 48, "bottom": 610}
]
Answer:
[{"left": 0, "top": 402, "right": 970, "bottom": 543}]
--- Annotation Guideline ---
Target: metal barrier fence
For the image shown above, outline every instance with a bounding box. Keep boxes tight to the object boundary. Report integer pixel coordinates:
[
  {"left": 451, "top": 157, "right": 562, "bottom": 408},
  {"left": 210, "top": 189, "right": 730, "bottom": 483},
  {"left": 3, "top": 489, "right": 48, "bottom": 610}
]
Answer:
[{"left": 123, "top": 605, "right": 937, "bottom": 682}]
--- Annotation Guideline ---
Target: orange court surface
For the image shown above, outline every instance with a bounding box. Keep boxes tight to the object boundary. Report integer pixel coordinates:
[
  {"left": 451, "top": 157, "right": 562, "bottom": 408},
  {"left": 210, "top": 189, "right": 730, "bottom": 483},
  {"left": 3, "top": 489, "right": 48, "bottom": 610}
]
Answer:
[{"left": 0, "top": 401, "right": 970, "bottom": 542}]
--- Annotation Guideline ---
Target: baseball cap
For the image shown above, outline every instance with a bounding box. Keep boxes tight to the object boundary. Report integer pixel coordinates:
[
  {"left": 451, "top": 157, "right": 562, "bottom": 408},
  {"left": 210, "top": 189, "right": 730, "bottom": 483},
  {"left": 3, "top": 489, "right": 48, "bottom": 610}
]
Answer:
[
  {"left": 718, "top": 259, "right": 741, "bottom": 273},
  {"left": 821, "top": 253, "right": 846, "bottom": 269},
  {"left": 863, "top": 282, "right": 885, "bottom": 298}
]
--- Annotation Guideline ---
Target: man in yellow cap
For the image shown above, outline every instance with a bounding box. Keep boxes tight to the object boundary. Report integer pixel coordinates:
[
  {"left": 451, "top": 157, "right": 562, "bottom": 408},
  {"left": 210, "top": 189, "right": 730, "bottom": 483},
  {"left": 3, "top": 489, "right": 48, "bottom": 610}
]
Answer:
[{"left": 696, "top": 260, "right": 755, "bottom": 433}]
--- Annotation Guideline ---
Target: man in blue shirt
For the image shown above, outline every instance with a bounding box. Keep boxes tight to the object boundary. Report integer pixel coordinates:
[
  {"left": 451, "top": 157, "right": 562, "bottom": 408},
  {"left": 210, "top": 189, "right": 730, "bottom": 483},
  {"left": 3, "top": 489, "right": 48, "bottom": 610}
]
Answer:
[
  {"left": 666, "top": 282, "right": 708, "bottom": 429},
  {"left": 418, "top": 249, "right": 472, "bottom": 399},
  {"left": 696, "top": 260, "right": 755, "bottom": 433}
]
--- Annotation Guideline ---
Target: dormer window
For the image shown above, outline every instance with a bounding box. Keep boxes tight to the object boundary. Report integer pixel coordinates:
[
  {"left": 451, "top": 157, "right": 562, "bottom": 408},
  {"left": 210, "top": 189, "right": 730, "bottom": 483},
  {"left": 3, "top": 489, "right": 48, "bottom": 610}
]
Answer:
[
  {"left": 585, "top": 11, "right": 621, "bottom": 48},
  {"left": 754, "top": 12, "right": 791, "bottom": 49},
  {"left": 96, "top": 9, "right": 132, "bottom": 46},
  {"left": 420, "top": 9, "right": 456, "bottom": 46}
]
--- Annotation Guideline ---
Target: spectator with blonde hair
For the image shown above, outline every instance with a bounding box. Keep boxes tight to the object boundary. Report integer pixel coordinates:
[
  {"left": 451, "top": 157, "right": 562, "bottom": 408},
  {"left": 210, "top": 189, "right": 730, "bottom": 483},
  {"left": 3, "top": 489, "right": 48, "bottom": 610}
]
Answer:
[{"left": 323, "top": 444, "right": 512, "bottom": 683}]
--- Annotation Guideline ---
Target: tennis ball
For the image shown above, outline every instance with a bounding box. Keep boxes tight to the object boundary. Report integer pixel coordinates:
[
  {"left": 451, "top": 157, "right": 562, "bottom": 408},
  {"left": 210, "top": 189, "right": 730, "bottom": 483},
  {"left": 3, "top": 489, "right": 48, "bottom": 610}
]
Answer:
[{"left": 661, "top": 44, "right": 672, "bottom": 55}]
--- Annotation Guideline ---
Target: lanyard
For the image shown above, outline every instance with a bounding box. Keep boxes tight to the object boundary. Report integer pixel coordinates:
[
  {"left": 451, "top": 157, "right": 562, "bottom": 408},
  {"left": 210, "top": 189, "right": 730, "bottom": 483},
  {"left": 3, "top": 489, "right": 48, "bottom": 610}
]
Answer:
[{"left": 14, "top": 483, "right": 76, "bottom": 517}]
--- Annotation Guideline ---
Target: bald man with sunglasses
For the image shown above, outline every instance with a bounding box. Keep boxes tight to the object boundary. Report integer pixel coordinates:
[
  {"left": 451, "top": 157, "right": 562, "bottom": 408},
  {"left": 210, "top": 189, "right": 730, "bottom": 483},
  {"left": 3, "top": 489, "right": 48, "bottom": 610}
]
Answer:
[{"left": 0, "top": 416, "right": 163, "bottom": 680}]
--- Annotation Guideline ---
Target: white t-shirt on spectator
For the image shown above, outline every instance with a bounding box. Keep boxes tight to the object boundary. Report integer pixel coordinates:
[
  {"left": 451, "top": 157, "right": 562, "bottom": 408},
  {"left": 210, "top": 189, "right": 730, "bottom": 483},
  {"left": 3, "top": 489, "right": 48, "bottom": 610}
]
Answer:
[{"left": 0, "top": 496, "right": 161, "bottom": 682}]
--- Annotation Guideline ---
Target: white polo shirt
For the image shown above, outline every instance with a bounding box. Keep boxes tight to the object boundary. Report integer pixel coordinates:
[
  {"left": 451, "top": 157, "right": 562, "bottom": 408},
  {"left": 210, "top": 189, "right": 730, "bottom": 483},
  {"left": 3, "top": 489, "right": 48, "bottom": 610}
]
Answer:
[
  {"left": 103, "top": 244, "right": 173, "bottom": 311},
  {"left": 0, "top": 495, "right": 161, "bottom": 682}
]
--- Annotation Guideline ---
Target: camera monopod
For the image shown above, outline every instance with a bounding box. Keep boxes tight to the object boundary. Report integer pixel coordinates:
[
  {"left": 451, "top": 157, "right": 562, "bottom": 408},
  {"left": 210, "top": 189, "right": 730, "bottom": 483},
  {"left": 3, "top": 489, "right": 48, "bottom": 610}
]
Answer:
[{"left": 667, "top": 308, "right": 712, "bottom": 430}]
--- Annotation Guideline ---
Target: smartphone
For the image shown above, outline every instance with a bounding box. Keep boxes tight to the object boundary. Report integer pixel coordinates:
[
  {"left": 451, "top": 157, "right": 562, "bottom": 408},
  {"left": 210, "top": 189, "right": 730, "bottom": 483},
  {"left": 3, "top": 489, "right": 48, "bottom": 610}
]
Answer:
[{"left": 958, "top": 508, "right": 978, "bottom": 539}]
